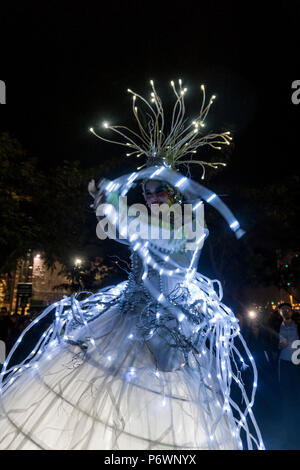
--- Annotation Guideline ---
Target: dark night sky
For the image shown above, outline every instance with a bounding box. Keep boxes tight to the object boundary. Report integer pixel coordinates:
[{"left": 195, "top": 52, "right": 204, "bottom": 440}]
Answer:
[{"left": 0, "top": 1, "right": 299, "bottom": 183}]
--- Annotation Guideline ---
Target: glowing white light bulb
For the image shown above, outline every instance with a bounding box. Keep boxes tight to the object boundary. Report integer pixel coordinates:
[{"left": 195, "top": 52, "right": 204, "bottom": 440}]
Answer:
[
  {"left": 207, "top": 194, "right": 216, "bottom": 203},
  {"left": 133, "top": 242, "right": 141, "bottom": 252},
  {"left": 230, "top": 220, "right": 239, "bottom": 229},
  {"left": 193, "top": 201, "right": 202, "bottom": 211},
  {"left": 129, "top": 233, "right": 139, "bottom": 242},
  {"left": 176, "top": 177, "right": 187, "bottom": 188}
]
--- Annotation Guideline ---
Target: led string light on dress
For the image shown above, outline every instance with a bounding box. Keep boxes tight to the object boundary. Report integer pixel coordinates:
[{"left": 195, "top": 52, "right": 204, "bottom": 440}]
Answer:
[
  {"left": 0, "top": 284, "right": 128, "bottom": 391},
  {"left": 88, "top": 166, "right": 264, "bottom": 449},
  {"left": 84, "top": 80, "right": 262, "bottom": 449},
  {"left": 0, "top": 166, "right": 263, "bottom": 449}
]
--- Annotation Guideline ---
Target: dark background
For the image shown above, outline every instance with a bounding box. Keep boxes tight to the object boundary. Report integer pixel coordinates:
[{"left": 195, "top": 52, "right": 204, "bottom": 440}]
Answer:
[
  {"left": 1, "top": 4, "right": 299, "bottom": 450},
  {"left": 1, "top": 1, "right": 299, "bottom": 181}
]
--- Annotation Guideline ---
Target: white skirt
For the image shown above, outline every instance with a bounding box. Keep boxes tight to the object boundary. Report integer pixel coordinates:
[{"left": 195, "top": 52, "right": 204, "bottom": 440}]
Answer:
[{"left": 0, "top": 294, "right": 242, "bottom": 450}]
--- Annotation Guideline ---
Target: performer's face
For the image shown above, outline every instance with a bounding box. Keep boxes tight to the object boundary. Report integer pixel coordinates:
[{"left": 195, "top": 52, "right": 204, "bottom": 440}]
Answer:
[{"left": 144, "top": 180, "right": 172, "bottom": 207}]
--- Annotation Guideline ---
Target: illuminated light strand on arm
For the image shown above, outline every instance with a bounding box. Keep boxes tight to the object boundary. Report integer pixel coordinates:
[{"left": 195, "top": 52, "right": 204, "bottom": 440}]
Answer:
[
  {"left": 192, "top": 200, "right": 203, "bottom": 212},
  {"left": 175, "top": 177, "right": 188, "bottom": 188},
  {"left": 97, "top": 166, "right": 245, "bottom": 241}
]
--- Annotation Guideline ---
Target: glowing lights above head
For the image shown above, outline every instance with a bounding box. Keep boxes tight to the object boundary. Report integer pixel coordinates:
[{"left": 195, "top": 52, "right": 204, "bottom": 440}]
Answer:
[{"left": 89, "top": 79, "right": 231, "bottom": 177}]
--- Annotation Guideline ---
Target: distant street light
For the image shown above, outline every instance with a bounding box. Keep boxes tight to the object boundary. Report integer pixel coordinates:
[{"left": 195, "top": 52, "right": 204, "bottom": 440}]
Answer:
[
  {"left": 74, "top": 258, "right": 82, "bottom": 267},
  {"left": 248, "top": 310, "right": 257, "bottom": 319}
]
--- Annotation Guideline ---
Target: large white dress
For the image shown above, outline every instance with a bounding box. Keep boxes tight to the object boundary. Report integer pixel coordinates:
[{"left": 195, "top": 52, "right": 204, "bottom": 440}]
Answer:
[{"left": 0, "top": 167, "right": 264, "bottom": 450}]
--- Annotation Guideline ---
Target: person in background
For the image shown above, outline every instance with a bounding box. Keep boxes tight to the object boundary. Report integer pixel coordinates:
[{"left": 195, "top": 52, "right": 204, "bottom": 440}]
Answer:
[
  {"left": 243, "top": 308, "right": 282, "bottom": 449},
  {"left": 269, "top": 303, "right": 300, "bottom": 449},
  {"left": 0, "top": 307, "right": 13, "bottom": 369}
]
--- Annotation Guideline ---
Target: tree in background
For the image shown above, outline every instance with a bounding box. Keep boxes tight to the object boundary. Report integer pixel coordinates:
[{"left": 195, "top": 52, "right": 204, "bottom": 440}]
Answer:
[
  {"left": 0, "top": 132, "right": 43, "bottom": 273},
  {"left": 0, "top": 133, "right": 129, "bottom": 303},
  {"left": 53, "top": 256, "right": 117, "bottom": 294},
  {"left": 203, "top": 172, "right": 300, "bottom": 309}
]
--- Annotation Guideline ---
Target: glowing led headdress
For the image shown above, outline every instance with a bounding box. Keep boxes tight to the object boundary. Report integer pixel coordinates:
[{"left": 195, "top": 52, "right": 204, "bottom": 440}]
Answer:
[{"left": 90, "top": 79, "right": 232, "bottom": 179}]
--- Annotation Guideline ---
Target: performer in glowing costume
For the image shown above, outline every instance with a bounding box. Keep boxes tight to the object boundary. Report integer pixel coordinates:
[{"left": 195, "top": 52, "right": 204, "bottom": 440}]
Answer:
[{"left": 0, "top": 80, "right": 264, "bottom": 450}]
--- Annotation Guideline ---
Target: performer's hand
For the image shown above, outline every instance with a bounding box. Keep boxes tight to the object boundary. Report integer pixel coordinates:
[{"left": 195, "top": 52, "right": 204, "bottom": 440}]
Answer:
[
  {"left": 88, "top": 179, "right": 98, "bottom": 198},
  {"left": 88, "top": 178, "right": 109, "bottom": 209}
]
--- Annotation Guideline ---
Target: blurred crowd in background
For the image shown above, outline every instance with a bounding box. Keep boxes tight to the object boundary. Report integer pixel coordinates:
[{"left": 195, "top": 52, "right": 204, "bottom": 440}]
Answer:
[
  {"left": 235, "top": 303, "right": 300, "bottom": 449},
  {"left": 0, "top": 302, "right": 300, "bottom": 450}
]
